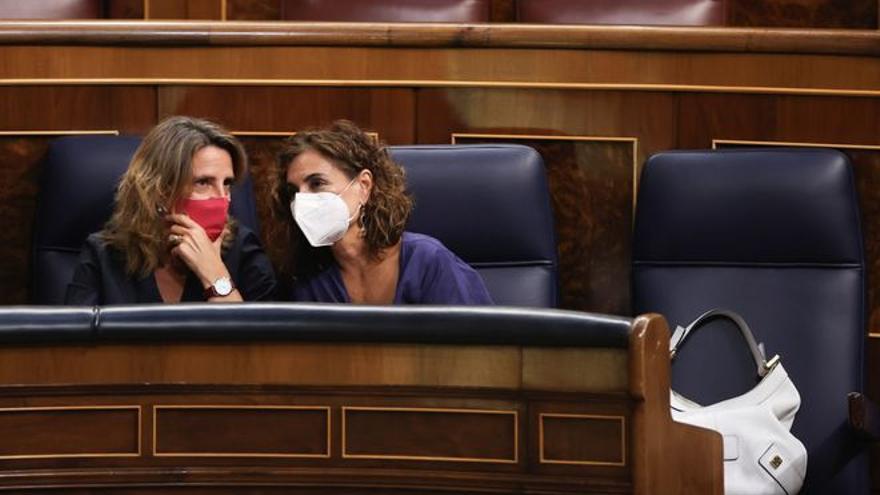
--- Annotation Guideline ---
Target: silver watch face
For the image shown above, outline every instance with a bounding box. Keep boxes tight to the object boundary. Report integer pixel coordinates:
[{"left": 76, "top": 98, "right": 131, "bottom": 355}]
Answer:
[{"left": 213, "top": 277, "right": 233, "bottom": 296}]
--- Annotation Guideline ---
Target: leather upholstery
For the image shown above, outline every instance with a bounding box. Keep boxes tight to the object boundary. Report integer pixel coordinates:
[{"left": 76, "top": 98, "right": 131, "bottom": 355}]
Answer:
[
  {"left": 281, "top": 0, "right": 489, "bottom": 22},
  {"left": 31, "top": 136, "right": 259, "bottom": 305},
  {"left": 632, "top": 148, "right": 868, "bottom": 493},
  {"left": 0, "top": 303, "right": 631, "bottom": 348},
  {"left": 0, "top": 306, "right": 95, "bottom": 342},
  {"left": 517, "top": 0, "right": 725, "bottom": 26},
  {"left": 389, "top": 144, "right": 558, "bottom": 307},
  {"left": 0, "top": 0, "right": 102, "bottom": 19},
  {"left": 99, "top": 303, "right": 630, "bottom": 346}
]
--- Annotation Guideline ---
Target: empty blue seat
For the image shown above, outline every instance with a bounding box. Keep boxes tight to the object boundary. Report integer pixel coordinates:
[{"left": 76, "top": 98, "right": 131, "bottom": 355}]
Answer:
[{"left": 390, "top": 144, "right": 558, "bottom": 307}]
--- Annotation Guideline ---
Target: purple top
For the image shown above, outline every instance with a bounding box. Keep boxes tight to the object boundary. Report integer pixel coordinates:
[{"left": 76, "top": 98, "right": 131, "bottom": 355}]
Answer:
[{"left": 290, "top": 232, "right": 493, "bottom": 305}]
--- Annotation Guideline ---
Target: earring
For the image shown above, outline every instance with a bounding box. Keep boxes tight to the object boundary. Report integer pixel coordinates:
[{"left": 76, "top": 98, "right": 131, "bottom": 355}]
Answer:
[{"left": 358, "top": 203, "right": 367, "bottom": 237}]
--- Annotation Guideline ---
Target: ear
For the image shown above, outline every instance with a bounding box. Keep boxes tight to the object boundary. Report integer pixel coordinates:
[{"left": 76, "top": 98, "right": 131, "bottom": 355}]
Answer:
[{"left": 357, "top": 169, "right": 374, "bottom": 203}]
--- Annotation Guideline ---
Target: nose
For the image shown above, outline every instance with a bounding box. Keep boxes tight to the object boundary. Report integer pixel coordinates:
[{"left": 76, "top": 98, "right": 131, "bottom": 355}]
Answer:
[{"left": 213, "top": 181, "right": 231, "bottom": 199}]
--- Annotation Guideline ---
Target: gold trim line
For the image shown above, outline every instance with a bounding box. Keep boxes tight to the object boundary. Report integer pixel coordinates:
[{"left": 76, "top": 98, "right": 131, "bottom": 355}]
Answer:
[
  {"left": 0, "top": 130, "right": 119, "bottom": 136},
  {"left": 713, "top": 139, "right": 880, "bottom": 151},
  {"left": 0, "top": 79, "right": 878, "bottom": 97}
]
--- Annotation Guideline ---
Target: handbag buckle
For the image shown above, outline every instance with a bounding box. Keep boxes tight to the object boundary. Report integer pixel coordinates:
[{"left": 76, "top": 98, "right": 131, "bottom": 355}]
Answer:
[{"left": 764, "top": 354, "right": 781, "bottom": 373}]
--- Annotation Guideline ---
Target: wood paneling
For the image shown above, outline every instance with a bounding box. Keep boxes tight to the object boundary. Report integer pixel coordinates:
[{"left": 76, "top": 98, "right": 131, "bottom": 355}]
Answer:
[
  {"left": 158, "top": 87, "right": 414, "bottom": 144},
  {"left": 490, "top": 0, "right": 515, "bottom": 22},
  {"left": 678, "top": 93, "right": 880, "bottom": 147},
  {"left": 0, "top": 314, "right": 722, "bottom": 492},
  {"left": 1, "top": 22, "right": 879, "bottom": 57},
  {"left": 728, "top": 0, "right": 878, "bottom": 29},
  {"left": 0, "top": 343, "right": 524, "bottom": 389},
  {"left": 227, "top": 0, "right": 514, "bottom": 22},
  {"left": 0, "top": 86, "right": 156, "bottom": 133},
  {"left": 343, "top": 407, "right": 517, "bottom": 463},
  {"left": 0, "top": 406, "right": 139, "bottom": 458},
  {"left": 107, "top": 0, "right": 145, "bottom": 19},
  {"left": 155, "top": 406, "right": 329, "bottom": 456},
  {"left": 540, "top": 414, "right": 625, "bottom": 466},
  {"left": 227, "top": 0, "right": 281, "bottom": 20},
  {"left": 147, "top": 0, "right": 223, "bottom": 20},
  {"left": 851, "top": 149, "right": 880, "bottom": 338},
  {"left": 522, "top": 348, "right": 628, "bottom": 392},
  {"left": 0, "top": 137, "right": 48, "bottom": 304}
]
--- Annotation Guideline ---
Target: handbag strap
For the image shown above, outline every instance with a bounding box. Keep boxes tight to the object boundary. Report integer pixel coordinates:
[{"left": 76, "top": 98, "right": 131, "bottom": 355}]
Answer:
[{"left": 669, "top": 309, "right": 780, "bottom": 378}]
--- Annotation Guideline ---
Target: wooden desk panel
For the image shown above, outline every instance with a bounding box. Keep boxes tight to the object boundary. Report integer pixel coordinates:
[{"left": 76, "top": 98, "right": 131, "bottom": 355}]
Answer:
[{"left": 0, "top": 314, "right": 722, "bottom": 494}]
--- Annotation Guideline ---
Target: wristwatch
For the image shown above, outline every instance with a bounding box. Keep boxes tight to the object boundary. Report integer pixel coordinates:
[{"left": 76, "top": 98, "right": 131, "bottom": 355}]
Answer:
[{"left": 204, "top": 276, "right": 235, "bottom": 299}]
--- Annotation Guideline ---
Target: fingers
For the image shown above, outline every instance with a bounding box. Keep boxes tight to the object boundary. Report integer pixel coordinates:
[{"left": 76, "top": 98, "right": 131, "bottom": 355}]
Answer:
[
  {"left": 212, "top": 226, "right": 230, "bottom": 249},
  {"left": 166, "top": 215, "right": 227, "bottom": 286},
  {"left": 166, "top": 213, "right": 199, "bottom": 229}
]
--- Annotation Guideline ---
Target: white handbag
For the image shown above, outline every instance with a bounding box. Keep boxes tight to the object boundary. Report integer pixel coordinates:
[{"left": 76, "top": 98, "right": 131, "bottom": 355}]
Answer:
[{"left": 669, "top": 309, "right": 808, "bottom": 495}]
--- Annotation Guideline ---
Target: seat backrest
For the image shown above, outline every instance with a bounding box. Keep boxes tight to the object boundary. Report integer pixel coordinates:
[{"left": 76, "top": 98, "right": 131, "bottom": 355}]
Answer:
[
  {"left": 388, "top": 144, "right": 558, "bottom": 308},
  {"left": 32, "top": 135, "right": 259, "bottom": 305},
  {"left": 0, "top": 0, "right": 102, "bottom": 19},
  {"left": 632, "top": 148, "right": 868, "bottom": 493},
  {"left": 281, "top": 0, "right": 489, "bottom": 22},
  {"left": 517, "top": 0, "right": 725, "bottom": 26}
]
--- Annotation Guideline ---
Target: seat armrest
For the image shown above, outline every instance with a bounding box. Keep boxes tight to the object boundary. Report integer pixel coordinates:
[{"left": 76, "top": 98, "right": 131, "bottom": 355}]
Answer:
[{"left": 848, "top": 392, "right": 880, "bottom": 440}]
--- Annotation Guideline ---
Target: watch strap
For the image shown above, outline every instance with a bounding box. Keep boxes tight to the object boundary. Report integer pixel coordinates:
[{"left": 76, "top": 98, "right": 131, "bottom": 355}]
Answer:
[{"left": 203, "top": 277, "right": 236, "bottom": 299}]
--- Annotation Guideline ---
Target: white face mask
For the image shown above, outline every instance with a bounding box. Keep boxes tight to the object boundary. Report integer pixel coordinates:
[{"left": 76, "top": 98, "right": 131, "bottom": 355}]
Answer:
[{"left": 290, "top": 176, "right": 360, "bottom": 247}]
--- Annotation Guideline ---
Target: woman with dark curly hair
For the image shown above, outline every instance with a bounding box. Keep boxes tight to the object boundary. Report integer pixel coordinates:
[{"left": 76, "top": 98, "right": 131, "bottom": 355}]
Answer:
[
  {"left": 65, "top": 116, "right": 276, "bottom": 304},
  {"left": 272, "top": 120, "right": 492, "bottom": 305}
]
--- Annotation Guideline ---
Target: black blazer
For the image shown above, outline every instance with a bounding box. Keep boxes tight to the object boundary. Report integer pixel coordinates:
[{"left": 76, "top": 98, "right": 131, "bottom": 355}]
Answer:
[{"left": 65, "top": 224, "right": 276, "bottom": 305}]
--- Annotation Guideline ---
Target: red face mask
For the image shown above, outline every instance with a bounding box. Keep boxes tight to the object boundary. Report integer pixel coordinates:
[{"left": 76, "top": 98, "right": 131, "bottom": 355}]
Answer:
[{"left": 175, "top": 197, "right": 230, "bottom": 241}]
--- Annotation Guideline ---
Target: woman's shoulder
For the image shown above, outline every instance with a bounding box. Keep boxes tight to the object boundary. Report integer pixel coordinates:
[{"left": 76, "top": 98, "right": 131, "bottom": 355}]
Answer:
[
  {"left": 71, "top": 231, "right": 127, "bottom": 282},
  {"left": 400, "top": 231, "right": 471, "bottom": 273},
  {"left": 402, "top": 231, "right": 455, "bottom": 258},
  {"left": 82, "top": 231, "right": 117, "bottom": 258}
]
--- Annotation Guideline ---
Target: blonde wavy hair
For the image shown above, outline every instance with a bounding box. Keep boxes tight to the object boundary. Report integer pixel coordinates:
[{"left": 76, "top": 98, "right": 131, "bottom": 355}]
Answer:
[
  {"left": 100, "top": 116, "right": 247, "bottom": 276},
  {"left": 271, "top": 120, "right": 412, "bottom": 277}
]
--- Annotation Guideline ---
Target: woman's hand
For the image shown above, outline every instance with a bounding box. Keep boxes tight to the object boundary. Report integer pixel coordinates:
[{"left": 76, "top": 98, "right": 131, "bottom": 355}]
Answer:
[{"left": 167, "top": 213, "right": 242, "bottom": 302}]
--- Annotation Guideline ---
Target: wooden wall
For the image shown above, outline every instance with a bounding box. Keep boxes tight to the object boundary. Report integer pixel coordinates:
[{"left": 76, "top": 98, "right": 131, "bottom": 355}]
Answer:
[
  {"left": 0, "top": 21, "right": 878, "bottom": 489},
  {"left": 226, "top": 0, "right": 880, "bottom": 28},
  {"left": 30, "top": 0, "right": 879, "bottom": 28}
]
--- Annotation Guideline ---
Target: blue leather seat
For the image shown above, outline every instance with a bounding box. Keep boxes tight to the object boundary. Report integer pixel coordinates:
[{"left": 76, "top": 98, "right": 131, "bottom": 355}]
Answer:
[
  {"left": 389, "top": 144, "right": 558, "bottom": 308},
  {"left": 31, "top": 135, "right": 260, "bottom": 305},
  {"left": 632, "top": 148, "right": 869, "bottom": 493}
]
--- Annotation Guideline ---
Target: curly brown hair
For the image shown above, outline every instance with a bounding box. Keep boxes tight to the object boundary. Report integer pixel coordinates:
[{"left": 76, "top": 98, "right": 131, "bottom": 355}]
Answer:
[
  {"left": 271, "top": 120, "right": 412, "bottom": 278},
  {"left": 101, "top": 116, "right": 247, "bottom": 276}
]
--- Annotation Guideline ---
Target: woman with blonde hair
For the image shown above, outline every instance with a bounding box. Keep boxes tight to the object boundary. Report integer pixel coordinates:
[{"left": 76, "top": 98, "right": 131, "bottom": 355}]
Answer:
[
  {"left": 272, "top": 120, "right": 491, "bottom": 305},
  {"left": 66, "top": 116, "right": 276, "bottom": 304}
]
